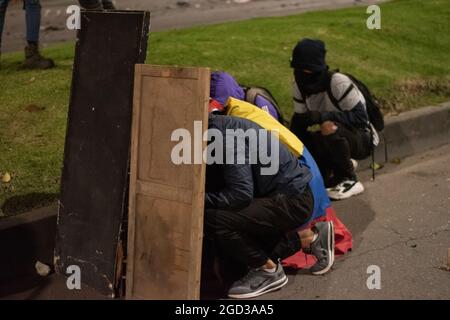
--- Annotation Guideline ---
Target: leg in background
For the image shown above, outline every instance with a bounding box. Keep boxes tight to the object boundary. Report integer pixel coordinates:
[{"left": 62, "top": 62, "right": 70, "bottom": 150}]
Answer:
[
  {"left": 0, "top": 0, "right": 10, "bottom": 51},
  {"left": 22, "top": 0, "right": 54, "bottom": 69},
  {"left": 24, "top": 0, "right": 39, "bottom": 45}
]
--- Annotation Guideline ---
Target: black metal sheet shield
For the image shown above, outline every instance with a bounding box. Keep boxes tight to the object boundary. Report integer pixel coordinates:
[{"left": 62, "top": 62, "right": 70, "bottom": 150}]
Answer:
[{"left": 55, "top": 10, "right": 150, "bottom": 297}]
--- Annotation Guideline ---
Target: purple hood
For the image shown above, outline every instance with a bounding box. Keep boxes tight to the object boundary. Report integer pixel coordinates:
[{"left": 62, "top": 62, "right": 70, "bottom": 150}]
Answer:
[{"left": 210, "top": 71, "right": 245, "bottom": 105}]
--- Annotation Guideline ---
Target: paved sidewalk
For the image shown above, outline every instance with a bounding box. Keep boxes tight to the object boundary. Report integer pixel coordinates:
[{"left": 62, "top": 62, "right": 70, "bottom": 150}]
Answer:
[{"left": 261, "top": 143, "right": 450, "bottom": 300}]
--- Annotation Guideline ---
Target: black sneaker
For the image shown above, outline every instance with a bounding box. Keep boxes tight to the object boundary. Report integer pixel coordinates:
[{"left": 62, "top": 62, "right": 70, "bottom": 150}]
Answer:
[
  {"left": 227, "top": 263, "right": 288, "bottom": 299},
  {"left": 305, "top": 221, "right": 335, "bottom": 275}
]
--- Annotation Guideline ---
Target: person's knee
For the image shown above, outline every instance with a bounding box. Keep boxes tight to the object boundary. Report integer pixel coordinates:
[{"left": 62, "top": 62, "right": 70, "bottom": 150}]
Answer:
[{"left": 321, "top": 130, "right": 343, "bottom": 144}]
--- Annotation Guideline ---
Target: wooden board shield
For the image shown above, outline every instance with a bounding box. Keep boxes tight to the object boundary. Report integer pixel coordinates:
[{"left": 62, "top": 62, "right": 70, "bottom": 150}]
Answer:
[
  {"left": 126, "top": 65, "right": 210, "bottom": 300},
  {"left": 55, "top": 11, "right": 150, "bottom": 297}
]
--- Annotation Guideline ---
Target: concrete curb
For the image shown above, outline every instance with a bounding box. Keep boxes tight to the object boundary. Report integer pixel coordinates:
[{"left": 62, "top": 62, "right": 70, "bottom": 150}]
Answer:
[
  {"left": 0, "top": 102, "right": 449, "bottom": 294},
  {"left": 0, "top": 204, "right": 57, "bottom": 232},
  {"left": 0, "top": 205, "right": 58, "bottom": 287},
  {"left": 359, "top": 102, "right": 450, "bottom": 170}
]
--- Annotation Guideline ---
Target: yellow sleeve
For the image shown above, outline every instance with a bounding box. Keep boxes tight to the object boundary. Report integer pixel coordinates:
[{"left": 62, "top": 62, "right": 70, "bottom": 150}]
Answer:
[{"left": 225, "top": 97, "right": 303, "bottom": 157}]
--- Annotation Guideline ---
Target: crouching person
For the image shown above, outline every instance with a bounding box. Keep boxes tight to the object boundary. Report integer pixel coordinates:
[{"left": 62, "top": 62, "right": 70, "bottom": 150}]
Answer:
[
  {"left": 204, "top": 114, "right": 334, "bottom": 299},
  {"left": 289, "top": 39, "right": 374, "bottom": 200}
]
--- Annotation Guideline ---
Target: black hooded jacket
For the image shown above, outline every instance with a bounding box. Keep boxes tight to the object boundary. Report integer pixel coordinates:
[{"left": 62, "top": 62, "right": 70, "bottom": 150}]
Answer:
[
  {"left": 205, "top": 115, "right": 312, "bottom": 209},
  {"left": 291, "top": 39, "right": 369, "bottom": 129}
]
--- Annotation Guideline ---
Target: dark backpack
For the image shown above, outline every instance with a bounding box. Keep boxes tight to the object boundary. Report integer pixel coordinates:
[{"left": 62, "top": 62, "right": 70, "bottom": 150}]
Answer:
[
  {"left": 327, "top": 72, "right": 388, "bottom": 181},
  {"left": 326, "top": 71, "right": 385, "bottom": 132},
  {"left": 240, "top": 85, "right": 289, "bottom": 126}
]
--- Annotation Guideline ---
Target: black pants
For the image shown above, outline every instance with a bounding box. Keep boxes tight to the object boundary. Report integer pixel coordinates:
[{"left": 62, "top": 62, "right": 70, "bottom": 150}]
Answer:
[
  {"left": 204, "top": 186, "right": 313, "bottom": 269},
  {"left": 291, "top": 119, "right": 371, "bottom": 185},
  {"left": 78, "top": 0, "right": 113, "bottom": 9}
]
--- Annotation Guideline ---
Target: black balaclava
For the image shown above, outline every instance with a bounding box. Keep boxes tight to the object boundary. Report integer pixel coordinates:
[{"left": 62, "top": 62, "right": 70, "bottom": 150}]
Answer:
[{"left": 291, "top": 39, "right": 330, "bottom": 96}]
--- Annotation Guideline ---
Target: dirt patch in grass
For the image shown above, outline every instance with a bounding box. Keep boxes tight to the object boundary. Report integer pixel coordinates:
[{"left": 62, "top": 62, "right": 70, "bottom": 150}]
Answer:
[
  {"left": 379, "top": 76, "right": 450, "bottom": 115},
  {"left": 24, "top": 104, "right": 45, "bottom": 113}
]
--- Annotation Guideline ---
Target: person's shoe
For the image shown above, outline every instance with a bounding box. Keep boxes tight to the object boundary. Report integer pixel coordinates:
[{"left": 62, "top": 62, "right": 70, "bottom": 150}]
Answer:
[
  {"left": 227, "top": 263, "right": 288, "bottom": 299},
  {"left": 305, "top": 221, "right": 335, "bottom": 275},
  {"left": 102, "top": 1, "right": 116, "bottom": 10},
  {"left": 22, "top": 44, "right": 55, "bottom": 70},
  {"left": 327, "top": 179, "right": 364, "bottom": 200},
  {"left": 351, "top": 159, "right": 358, "bottom": 170}
]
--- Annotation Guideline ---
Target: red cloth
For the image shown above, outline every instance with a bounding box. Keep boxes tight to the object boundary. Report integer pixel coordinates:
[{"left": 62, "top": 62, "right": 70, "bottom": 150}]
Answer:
[
  {"left": 208, "top": 98, "right": 225, "bottom": 113},
  {"left": 282, "top": 206, "right": 352, "bottom": 269}
]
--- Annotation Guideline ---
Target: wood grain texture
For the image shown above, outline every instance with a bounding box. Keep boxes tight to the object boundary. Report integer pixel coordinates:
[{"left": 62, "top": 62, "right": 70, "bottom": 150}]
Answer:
[
  {"left": 126, "top": 65, "right": 210, "bottom": 300},
  {"left": 448, "top": 248, "right": 450, "bottom": 268}
]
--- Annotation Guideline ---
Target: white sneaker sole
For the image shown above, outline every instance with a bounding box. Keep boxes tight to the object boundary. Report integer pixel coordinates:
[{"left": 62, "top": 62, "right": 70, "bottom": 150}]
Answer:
[
  {"left": 311, "top": 221, "right": 335, "bottom": 275},
  {"left": 327, "top": 181, "right": 364, "bottom": 200},
  {"left": 227, "top": 275, "right": 288, "bottom": 299}
]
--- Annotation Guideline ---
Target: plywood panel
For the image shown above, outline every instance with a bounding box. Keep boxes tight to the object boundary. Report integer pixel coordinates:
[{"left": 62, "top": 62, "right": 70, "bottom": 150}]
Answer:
[
  {"left": 126, "top": 65, "right": 209, "bottom": 300},
  {"left": 54, "top": 10, "right": 150, "bottom": 297}
]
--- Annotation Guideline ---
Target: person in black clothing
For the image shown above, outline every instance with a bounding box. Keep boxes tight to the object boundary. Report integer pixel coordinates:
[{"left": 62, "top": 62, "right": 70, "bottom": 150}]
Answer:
[
  {"left": 289, "top": 38, "right": 374, "bottom": 200},
  {"left": 204, "top": 114, "right": 335, "bottom": 299},
  {"left": 78, "top": 0, "right": 115, "bottom": 10}
]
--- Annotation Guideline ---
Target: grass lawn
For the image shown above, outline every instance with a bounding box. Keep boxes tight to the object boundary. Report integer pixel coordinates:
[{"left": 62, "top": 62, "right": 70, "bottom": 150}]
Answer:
[{"left": 1, "top": 0, "right": 449, "bottom": 216}]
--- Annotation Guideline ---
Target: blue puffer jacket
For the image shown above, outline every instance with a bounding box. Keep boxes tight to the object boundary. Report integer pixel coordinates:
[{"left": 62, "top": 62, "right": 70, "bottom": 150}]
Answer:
[
  {"left": 299, "top": 147, "right": 330, "bottom": 224},
  {"left": 205, "top": 114, "right": 312, "bottom": 209}
]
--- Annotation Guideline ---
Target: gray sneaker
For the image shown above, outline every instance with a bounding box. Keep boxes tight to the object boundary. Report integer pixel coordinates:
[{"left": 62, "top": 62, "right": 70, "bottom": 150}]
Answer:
[
  {"left": 227, "top": 263, "right": 288, "bottom": 299},
  {"left": 306, "top": 221, "right": 335, "bottom": 275}
]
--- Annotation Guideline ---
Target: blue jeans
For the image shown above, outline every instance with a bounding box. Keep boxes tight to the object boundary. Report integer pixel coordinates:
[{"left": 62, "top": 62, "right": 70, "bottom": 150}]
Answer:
[{"left": 0, "top": 0, "right": 41, "bottom": 47}]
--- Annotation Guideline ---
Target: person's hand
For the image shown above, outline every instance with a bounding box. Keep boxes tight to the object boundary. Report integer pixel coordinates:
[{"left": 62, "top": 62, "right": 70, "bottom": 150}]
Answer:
[{"left": 321, "top": 121, "right": 338, "bottom": 136}]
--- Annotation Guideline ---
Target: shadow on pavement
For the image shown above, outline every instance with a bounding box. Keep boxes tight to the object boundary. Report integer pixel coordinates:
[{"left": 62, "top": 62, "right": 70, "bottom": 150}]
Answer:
[{"left": 333, "top": 192, "right": 377, "bottom": 252}]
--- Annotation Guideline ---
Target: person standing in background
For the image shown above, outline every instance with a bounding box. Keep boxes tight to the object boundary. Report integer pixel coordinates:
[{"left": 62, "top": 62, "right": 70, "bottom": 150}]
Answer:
[{"left": 0, "top": 0, "right": 54, "bottom": 69}]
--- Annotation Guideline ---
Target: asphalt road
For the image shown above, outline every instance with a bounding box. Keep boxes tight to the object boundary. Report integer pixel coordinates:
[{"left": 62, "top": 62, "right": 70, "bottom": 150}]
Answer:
[
  {"left": 1, "top": 143, "right": 448, "bottom": 300},
  {"left": 261, "top": 143, "right": 450, "bottom": 300},
  {"left": 0, "top": 0, "right": 384, "bottom": 52}
]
